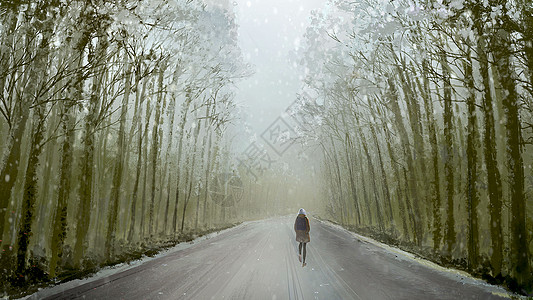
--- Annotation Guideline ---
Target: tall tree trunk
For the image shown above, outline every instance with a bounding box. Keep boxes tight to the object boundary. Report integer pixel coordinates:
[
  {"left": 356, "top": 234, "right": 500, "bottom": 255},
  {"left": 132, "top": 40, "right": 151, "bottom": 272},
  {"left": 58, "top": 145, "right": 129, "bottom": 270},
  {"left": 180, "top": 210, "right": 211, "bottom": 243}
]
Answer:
[
  {"left": 491, "top": 21, "right": 531, "bottom": 286},
  {"left": 148, "top": 63, "right": 166, "bottom": 237},
  {"left": 194, "top": 184, "right": 201, "bottom": 231},
  {"left": 49, "top": 24, "right": 88, "bottom": 274},
  {"left": 140, "top": 95, "right": 152, "bottom": 239},
  {"left": 329, "top": 136, "right": 347, "bottom": 225},
  {"left": 0, "top": 109, "right": 29, "bottom": 240},
  {"left": 368, "top": 99, "right": 393, "bottom": 225},
  {"left": 468, "top": 10, "right": 505, "bottom": 274},
  {"left": 155, "top": 88, "right": 168, "bottom": 236},
  {"left": 393, "top": 53, "right": 427, "bottom": 236},
  {"left": 16, "top": 104, "right": 46, "bottom": 274},
  {"left": 49, "top": 105, "right": 75, "bottom": 277},
  {"left": 386, "top": 76, "right": 421, "bottom": 245},
  {"left": 161, "top": 67, "right": 184, "bottom": 235},
  {"left": 181, "top": 114, "right": 202, "bottom": 232},
  {"left": 73, "top": 30, "right": 107, "bottom": 266},
  {"left": 196, "top": 103, "right": 211, "bottom": 230},
  {"left": 172, "top": 89, "right": 193, "bottom": 236},
  {"left": 105, "top": 58, "right": 132, "bottom": 259},
  {"left": 379, "top": 102, "right": 410, "bottom": 240},
  {"left": 32, "top": 101, "right": 59, "bottom": 255},
  {"left": 73, "top": 88, "right": 97, "bottom": 266},
  {"left": 321, "top": 147, "right": 339, "bottom": 219},
  {"left": 127, "top": 73, "right": 148, "bottom": 242},
  {"left": 337, "top": 101, "right": 358, "bottom": 225},
  {"left": 33, "top": 105, "right": 58, "bottom": 256},
  {"left": 344, "top": 133, "right": 361, "bottom": 226},
  {"left": 440, "top": 49, "right": 456, "bottom": 257},
  {"left": 464, "top": 47, "right": 480, "bottom": 270},
  {"left": 202, "top": 131, "right": 213, "bottom": 229},
  {"left": 417, "top": 60, "right": 443, "bottom": 251},
  {"left": 94, "top": 65, "right": 112, "bottom": 250},
  {"left": 162, "top": 94, "right": 177, "bottom": 235},
  {"left": 352, "top": 139, "right": 371, "bottom": 226},
  {"left": 353, "top": 114, "right": 384, "bottom": 232}
]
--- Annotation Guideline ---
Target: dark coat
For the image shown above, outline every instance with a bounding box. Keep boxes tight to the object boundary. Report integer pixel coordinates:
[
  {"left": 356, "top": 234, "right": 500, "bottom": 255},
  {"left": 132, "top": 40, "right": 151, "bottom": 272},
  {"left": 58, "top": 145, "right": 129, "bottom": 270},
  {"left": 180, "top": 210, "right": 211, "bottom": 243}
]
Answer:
[{"left": 294, "top": 214, "right": 310, "bottom": 243}]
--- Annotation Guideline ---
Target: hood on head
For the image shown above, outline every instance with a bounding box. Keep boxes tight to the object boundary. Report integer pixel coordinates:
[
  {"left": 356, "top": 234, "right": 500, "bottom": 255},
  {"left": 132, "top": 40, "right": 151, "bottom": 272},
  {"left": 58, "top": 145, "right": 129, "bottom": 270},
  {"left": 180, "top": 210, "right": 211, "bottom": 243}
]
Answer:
[{"left": 298, "top": 208, "right": 306, "bottom": 216}]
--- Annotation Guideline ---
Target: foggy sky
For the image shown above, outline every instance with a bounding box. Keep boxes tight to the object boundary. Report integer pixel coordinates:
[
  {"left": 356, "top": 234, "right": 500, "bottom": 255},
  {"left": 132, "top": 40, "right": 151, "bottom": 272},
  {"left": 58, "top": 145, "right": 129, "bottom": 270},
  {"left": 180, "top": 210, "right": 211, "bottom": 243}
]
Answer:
[{"left": 232, "top": 0, "right": 326, "bottom": 135}]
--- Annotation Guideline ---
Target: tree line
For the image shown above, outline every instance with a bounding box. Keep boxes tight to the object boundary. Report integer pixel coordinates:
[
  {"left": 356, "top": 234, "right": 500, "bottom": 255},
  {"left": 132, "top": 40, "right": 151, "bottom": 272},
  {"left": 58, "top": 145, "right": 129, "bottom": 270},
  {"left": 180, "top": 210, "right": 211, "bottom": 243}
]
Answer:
[
  {"left": 0, "top": 0, "right": 249, "bottom": 294},
  {"left": 296, "top": 0, "right": 532, "bottom": 293}
]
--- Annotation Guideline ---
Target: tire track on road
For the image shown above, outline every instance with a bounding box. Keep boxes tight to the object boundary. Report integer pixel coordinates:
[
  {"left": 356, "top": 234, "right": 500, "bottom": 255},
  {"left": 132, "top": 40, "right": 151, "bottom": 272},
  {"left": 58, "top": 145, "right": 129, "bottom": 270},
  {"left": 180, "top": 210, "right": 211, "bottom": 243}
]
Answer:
[
  {"left": 309, "top": 243, "right": 363, "bottom": 300},
  {"left": 284, "top": 221, "right": 304, "bottom": 300}
]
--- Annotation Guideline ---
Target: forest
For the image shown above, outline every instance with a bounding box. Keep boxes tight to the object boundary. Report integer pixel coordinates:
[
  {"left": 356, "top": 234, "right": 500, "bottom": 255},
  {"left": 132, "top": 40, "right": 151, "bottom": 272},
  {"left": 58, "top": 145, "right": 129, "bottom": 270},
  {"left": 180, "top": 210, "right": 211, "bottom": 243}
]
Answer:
[
  {"left": 0, "top": 0, "right": 271, "bottom": 296},
  {"left": 294, "top": 0, "right": 533, "bottom": 294}
]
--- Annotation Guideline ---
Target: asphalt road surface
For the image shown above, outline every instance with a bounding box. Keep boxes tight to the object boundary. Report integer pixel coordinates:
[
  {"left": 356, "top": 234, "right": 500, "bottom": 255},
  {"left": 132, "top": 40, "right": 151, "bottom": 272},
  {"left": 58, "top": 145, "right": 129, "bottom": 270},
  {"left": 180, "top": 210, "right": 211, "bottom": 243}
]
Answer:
[{"left": 31, "top": 216, "right": 511, "bottom": 300}]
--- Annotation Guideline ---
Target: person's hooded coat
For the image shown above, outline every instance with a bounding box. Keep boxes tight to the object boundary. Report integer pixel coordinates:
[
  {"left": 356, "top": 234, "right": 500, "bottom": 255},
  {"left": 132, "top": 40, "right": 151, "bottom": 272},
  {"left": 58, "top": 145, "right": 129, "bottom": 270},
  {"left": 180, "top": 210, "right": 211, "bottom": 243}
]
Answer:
[{"left": 294, "top": 209, "right": 310, "bottom": 243}]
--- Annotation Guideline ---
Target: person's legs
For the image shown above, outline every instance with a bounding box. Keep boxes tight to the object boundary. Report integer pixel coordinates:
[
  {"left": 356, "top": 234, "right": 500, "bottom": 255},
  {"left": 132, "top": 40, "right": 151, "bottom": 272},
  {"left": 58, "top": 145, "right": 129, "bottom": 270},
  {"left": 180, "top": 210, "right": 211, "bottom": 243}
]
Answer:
[
  {"left": 298, "top": 242, "right": 302, "bottom": 254},
  {"left": 302, "top": 243, "right": 307, "bottom": 263}
]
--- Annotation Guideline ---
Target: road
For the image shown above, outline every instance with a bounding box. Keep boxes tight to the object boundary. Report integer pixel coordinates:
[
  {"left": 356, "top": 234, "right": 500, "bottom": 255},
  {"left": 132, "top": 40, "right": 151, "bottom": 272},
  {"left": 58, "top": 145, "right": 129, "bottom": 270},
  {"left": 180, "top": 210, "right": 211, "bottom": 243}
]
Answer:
[{"left": 32, "top": 216, "right": 510, "bottom": 300}]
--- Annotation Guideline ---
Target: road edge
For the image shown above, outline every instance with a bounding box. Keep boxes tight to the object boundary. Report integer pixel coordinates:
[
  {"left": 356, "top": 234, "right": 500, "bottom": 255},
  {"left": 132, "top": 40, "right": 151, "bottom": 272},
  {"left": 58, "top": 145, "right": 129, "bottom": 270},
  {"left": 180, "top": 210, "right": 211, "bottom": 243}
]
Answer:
[
  {"left": 314, "top": 217, "right": 526, "bottom": 300},
  {"left": 20, "top": 222, "right": 249, "bottom": 300}
]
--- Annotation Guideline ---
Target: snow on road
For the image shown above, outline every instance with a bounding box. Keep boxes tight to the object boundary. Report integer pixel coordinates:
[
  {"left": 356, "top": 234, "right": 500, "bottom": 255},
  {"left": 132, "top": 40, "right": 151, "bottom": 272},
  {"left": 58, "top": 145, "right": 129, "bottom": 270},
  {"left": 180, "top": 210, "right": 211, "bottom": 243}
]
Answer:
[{"left": 29, "top": 216, "right": 514, "bottom": 299}]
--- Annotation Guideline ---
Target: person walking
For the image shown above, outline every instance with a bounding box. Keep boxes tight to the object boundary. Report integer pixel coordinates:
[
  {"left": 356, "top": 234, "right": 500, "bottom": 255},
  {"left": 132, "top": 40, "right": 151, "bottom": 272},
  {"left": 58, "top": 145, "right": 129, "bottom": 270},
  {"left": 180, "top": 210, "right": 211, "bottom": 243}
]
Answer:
[{"left": 294, "top": 208, "right": 310, "bottom": 267}]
